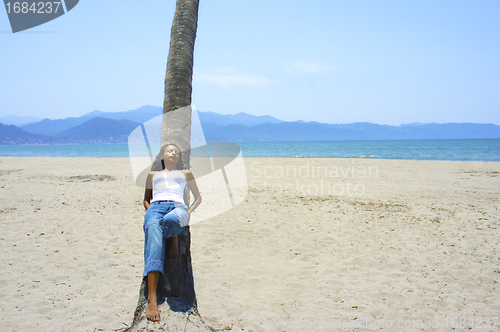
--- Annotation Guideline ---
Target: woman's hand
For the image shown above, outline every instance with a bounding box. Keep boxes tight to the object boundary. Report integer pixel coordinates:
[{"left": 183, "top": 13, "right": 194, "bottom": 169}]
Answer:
[
  {"left": 143, "top": 172, "right": 155, "bottom": 210},
  {"left": 184, "top": 170, "right": 202, "bottom": 214}
]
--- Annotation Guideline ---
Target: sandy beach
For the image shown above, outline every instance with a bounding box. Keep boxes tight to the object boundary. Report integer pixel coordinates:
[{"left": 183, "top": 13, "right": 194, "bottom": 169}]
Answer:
[{"left": 1, "top": 156, "right": 499, "bottom": 331}]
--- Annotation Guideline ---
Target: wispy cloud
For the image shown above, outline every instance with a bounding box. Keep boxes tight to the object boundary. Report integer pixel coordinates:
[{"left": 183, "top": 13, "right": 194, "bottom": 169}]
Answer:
[
  {"left": 196, "top": 68, "right": 274, "bottom": 88},
  {"left": 286, "top": 59, "right": 338, "bottom": 75}
]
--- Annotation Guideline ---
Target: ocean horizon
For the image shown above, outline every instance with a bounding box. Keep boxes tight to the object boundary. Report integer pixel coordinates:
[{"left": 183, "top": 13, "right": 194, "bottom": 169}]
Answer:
[{"left": 0, "top": 138, "right": 499, "bottom": 162}]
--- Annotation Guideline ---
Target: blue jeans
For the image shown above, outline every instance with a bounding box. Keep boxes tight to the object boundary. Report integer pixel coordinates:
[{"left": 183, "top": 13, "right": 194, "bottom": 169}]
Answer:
[{"left": 143, "top": 200, "right": 188, "bottom": 277}]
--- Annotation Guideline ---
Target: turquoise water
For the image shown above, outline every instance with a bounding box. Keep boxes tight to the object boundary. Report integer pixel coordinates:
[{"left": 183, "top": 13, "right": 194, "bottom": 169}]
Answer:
[
  {"left": 0, "top": 139, "right": 499, "bottom": 161},
  {"left": 0, "top": 143, "right": 129, "bottom": 158},
  {"left": 238, "top": 139, "right": 500, "bottom": 161}
]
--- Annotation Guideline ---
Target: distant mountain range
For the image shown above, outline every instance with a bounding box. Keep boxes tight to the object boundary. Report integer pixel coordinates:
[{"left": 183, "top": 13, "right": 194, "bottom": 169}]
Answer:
[
  {"left": 0, "top": 123, "right": 70, "bottom": 144},
  {"left": 1, "top": 105, "right": 500, "bottom": 145},
  {"left": 0, "top": 115, "right": 43, "bottom": 126}
]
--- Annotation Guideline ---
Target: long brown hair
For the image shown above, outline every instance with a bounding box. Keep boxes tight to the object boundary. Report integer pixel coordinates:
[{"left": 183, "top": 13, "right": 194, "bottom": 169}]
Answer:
[{"left": 159, "top": 143, "right": 183, "bottom": 170}]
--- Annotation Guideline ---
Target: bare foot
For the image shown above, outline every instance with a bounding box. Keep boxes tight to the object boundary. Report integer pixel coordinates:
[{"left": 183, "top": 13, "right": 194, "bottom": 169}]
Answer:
[{"left": 146, "top": 298, "right": 160, "bottom": 322}]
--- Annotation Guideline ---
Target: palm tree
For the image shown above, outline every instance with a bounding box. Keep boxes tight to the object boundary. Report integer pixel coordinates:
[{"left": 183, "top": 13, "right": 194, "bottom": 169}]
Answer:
[
  {"left": 125, "top": 1, "right": 213, "bottom": 330},
  {"left": 159, "top": 0, "right": 199, "bottom": 169}
]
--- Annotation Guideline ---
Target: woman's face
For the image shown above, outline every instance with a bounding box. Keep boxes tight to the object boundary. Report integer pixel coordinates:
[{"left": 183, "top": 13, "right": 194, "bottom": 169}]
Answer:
[{"left": 163, "top": 145, "right": 180, "bottom": 164}]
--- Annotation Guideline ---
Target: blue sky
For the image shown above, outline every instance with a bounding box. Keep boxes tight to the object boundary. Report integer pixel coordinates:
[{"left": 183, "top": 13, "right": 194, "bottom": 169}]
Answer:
[{"left": 1, "top": 0, "right": 500, "bottom": 125}]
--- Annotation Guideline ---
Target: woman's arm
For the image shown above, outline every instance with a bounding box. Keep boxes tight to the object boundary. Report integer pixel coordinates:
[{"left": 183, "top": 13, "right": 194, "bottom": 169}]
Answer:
[
  {"left": 184, "top": 170, "right": 202, "bottom": 214},
  {"left": 143, "top": 172, "right": 155, "bottom": 210}
]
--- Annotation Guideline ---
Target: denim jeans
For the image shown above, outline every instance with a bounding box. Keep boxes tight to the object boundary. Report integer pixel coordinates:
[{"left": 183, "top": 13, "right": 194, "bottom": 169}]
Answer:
[{"left": 143, "top": 200, "right": 188, "bottom": 277}]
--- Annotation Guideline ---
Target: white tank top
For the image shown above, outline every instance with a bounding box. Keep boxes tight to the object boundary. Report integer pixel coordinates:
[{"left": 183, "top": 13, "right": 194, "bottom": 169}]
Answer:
[{"left": 151, "top": 171, "right": 187, "bottom": 204}]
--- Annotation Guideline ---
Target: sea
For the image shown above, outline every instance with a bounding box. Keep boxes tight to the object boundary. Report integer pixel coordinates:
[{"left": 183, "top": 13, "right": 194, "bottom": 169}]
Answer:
[{"left": 0, "top": 139, "right": 499, "bottom": 162}]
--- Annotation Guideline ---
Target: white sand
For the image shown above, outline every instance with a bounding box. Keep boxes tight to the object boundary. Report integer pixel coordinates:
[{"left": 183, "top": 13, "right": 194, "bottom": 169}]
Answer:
[{"left": 1, "top": 157, "right": 499, "bottom": 331}]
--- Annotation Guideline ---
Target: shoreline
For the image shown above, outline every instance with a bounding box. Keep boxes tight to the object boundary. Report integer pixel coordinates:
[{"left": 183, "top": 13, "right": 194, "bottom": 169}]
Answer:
[
  {"left": 1, "top": 155, "right": 500, "bottom": 162},
  {"left": 2, "top": 138, "right": 500, "bottom": 162}
]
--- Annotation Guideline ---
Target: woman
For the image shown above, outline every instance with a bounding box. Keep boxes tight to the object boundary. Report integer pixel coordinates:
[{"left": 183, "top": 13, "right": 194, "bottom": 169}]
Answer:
[{"left": 142, "top": 144, "right": 202, "bottom": 322}]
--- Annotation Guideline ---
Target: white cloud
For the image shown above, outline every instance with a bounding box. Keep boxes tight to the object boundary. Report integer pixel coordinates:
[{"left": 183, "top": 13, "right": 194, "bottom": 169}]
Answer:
[
  {"left": 286, "top": 59, "right": 338, "bottom": 75},
  {"left": 196, "top": 68, "right": 274, "bottom": 88}
]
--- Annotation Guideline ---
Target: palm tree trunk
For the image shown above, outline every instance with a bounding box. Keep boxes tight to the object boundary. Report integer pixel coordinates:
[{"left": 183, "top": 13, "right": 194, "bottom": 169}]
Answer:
[
  {"left": 156, "top": 0, "right": 200, "bottom": 303},
  {"left": 124, "top": 1, "right": 213, "bottom": 331},
  {"left": 160, "top": 0, "right": 200, "bottom": 170}
]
